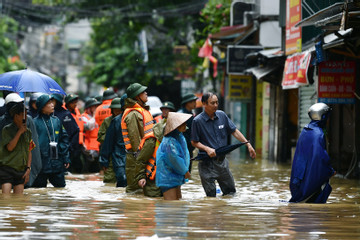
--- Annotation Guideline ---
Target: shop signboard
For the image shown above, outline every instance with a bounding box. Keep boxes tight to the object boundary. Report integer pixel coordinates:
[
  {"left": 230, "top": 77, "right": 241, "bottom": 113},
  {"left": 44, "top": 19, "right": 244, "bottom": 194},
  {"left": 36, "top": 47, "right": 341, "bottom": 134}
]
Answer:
[
  {"left": 285, "top": 0, "right": 302, "bottom": 55},
  {"left": 282, "top": 51, "right": 311, "bottom": 89},
  {"left": 227, "top": 45, "right": 263, "bottom": 74},
  {"left": 318, "top": 61, "right": 356, "bottom": 104},
  {"left": 229, "top": 75, "right": 252, "bottom": 100}
]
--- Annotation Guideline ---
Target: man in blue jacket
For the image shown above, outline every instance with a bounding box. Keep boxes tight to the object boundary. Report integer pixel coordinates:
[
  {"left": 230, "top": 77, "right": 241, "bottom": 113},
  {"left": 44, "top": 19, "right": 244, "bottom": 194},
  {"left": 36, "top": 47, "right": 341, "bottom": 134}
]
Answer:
[
  {"left": 52, "top": 94, "right": 81, "bottom": 173},
  {"left": 289, "top": 103, "right": 336, "bottom": 203},
  {"left": 99, "top": 94, "right": 127, "bottom": 187},
  {"left": 32, "top": 94, "right": 70, "bottom": 188}
]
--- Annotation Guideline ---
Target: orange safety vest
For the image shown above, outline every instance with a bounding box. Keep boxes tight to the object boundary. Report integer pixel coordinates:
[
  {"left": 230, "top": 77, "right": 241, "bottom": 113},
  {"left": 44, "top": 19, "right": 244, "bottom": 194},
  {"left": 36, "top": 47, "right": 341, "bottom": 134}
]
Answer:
[
  {"left": 121, "top": 103, "right": 157, "bottom": 180},
  {"left": 81, "top": 113, "right": 100, "bottom": 151},
  {"left": 145, "top": 140, "right": 160, "bottom": 180},
  {"left": 121, "top": 103, "right": 155, "bottom": 151},
  {"left": 154, "top": 115, "right": 163, "bottom": 123},
  {"left": 94, "top": 99, "right": 112, "bottom": 127},
  {"left": 70, "top": 107, "right": 84, "bottom": 145}
]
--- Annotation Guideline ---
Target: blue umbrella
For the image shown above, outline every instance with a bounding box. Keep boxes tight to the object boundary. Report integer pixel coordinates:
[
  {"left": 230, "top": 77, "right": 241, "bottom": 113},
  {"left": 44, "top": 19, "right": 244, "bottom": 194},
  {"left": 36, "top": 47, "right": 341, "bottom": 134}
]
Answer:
[
  {"left": 0, "top": 69, "right": 66, "bottom": 95},
  {"left": 192, "top": 142, "right": 249, "bottom": 161}
]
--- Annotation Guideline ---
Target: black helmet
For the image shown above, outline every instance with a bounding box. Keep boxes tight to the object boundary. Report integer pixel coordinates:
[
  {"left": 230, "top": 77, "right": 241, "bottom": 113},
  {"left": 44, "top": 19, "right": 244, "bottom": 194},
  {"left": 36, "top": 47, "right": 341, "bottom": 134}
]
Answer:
[
  {"left": 126, "top": 83, "right": 147, "bottom": 99},
  {"left": 110, "top": 98, "right": 122, "bottom": 109},
  {"left": 64, "top": 94, "right": 79, "bottom": 104},
  {"left": 160, "top": 101, "right": 176, "bottom": 111},
  {"left": 36, "top": 94, "right": 54, "bottom": 110},
  {"left": 102, "top": 89, "right": 118, "bottom": 100},
  {"left": 52, "top": 93, "right": 64, "bottom": 103},
  {"left": 85, "top": 98, "right": 101, "bottom": 109},
  {"left": 181, "top": 93, "right": 197, "bottom": 105}
]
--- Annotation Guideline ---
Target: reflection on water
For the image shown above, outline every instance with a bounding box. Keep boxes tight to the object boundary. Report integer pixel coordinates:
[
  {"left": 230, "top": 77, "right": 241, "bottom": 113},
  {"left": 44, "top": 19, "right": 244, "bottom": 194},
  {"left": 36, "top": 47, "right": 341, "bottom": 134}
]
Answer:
[{"left": 0, "top": 156, "right": 359, "bottom": 239}]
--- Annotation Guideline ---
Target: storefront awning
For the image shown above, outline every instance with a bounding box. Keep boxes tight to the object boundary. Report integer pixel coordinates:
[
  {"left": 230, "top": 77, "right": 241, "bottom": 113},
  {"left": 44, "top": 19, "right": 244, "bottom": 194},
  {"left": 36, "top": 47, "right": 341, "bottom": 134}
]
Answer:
[
  {"left": 295, "top": 2, "right": 360, "bottom": 30},
  {"left": 245, "top": 48, "right": 285, "bottom": 85},
  {"left": 210, "top": 22, "right": 259, "bottom": 46}
]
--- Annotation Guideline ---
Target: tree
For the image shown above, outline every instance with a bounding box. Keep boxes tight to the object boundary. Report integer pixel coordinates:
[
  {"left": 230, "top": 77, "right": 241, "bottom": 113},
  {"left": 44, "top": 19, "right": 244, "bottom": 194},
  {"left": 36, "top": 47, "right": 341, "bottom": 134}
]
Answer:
[{"left": 0, "top": 16, "right": 25, "bottom": 74}]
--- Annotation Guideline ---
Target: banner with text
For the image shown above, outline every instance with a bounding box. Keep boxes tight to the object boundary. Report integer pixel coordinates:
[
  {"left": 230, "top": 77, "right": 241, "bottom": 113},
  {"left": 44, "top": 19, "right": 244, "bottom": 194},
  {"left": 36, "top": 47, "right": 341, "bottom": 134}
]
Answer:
[
  {"left": 229, "top": 75, "right": 252, "bottom": 101},
  {"left": 318, "top": 61, "right": 356, "bottom": 104},
  {"left": 282, "top": 51, "right": 311, "bottom": 89},
  {"left": 285, "top": 0, "right": 302, "bottom": 55}
]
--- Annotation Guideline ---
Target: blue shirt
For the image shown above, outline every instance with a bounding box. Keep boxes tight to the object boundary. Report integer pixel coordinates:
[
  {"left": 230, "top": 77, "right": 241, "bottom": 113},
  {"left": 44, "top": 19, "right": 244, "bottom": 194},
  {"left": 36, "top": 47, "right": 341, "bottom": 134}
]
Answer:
[{"left": 191, "top": 110, "right": 236, "bottom": 151}]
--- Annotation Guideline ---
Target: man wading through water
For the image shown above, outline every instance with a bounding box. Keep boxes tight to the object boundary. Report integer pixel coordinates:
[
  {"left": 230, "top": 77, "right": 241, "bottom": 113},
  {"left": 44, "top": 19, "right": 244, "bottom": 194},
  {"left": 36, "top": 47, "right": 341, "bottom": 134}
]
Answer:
[
  {"left": 191, "top": 92, "right": 256, "bottom": 197},
  {"left": 121, "top": 83, "right": 162, "bottom": 197}
]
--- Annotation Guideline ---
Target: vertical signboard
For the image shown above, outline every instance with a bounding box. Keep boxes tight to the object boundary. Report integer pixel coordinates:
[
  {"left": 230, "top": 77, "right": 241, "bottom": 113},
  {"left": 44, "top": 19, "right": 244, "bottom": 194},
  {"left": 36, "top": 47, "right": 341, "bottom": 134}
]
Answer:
[
  {"left": 318, "top": 61, "right": 356, "bottom": 104},
  {"left": 229, "top": 75, "right": 252, "bottom": 100},
  {"left": 285, "top": 0, "right": 302, "bottom": 55}
]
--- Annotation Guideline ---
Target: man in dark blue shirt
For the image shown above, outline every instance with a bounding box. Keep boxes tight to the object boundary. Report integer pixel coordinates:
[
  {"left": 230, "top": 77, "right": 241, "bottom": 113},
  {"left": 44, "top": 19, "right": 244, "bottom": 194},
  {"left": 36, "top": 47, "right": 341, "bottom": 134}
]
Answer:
[{"left": 191, "top": 92, "right": 256, "bottom": 197}]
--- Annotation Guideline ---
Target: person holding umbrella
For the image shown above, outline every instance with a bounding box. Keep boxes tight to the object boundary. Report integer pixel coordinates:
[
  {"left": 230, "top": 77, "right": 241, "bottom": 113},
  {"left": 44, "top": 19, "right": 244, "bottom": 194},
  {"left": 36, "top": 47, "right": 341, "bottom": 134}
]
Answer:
[
  {"left": 0, "top": 102, "right": 33, "bottom": 194},
  {"left": 0, "top": 93, "right": 42, "bottom": 188},
  {"left": 32, "top": 94, "right": 70, "bottom": 188},
  {"left": 191, "top": 92, "right": 256, "bottom": 197}
]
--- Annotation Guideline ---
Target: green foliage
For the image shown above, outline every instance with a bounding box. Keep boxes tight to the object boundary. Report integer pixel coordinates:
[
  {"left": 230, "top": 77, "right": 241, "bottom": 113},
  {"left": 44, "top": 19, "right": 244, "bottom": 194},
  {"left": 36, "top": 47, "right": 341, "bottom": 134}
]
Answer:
[
  {"left": 0, "top": 16, "right": 25, "bottom": 74},
  {"left": 76, "top": 1, "right": 201, "bottom": 89},
  {"left": 199, "top": 0, "right": 231, "bottom": 38}
]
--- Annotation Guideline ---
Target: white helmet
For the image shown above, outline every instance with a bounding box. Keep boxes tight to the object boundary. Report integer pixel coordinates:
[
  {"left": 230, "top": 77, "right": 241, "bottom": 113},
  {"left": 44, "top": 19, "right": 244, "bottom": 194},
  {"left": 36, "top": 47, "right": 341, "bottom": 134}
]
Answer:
[
  {"left": 5, "top": 93, "right": 24, "bottom": 105},
  {"left": 308, "top": 103, "right": 331, "bottom": 121}
]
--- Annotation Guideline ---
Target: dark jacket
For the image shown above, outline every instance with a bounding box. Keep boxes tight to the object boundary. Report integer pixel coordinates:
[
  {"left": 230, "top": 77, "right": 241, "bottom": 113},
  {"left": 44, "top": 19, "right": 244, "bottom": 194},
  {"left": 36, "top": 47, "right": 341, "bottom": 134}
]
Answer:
[
  {"left": 53, "top": 105, "right": 80, "bottom": 153},
  {"left": 34, "top": 113, "right": 70, "bottom": 173}
]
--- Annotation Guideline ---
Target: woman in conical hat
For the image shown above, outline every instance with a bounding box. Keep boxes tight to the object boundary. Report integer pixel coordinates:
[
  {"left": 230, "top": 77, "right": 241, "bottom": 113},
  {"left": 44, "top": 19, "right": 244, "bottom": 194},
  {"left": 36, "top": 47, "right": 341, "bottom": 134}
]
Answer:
[{"left": 155, "top": 112, "right": 192, "bottom": 200}]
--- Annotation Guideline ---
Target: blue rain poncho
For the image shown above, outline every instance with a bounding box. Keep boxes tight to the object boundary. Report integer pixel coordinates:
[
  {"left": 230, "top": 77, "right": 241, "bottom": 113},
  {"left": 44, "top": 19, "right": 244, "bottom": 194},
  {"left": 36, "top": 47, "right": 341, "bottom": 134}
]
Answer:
[
  {"left": 289, "top": 120, "right": 335, "bottom": 203},
  {"left": 156, "top": 129, "right": 190, "bottom": 189}
]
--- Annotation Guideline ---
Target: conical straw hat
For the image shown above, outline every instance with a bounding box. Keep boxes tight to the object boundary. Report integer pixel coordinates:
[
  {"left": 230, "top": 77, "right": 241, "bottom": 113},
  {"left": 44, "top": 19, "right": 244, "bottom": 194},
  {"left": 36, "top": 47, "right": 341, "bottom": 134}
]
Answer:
[{"left": 164, "top": 112, "right": 192, "bottom": 136}]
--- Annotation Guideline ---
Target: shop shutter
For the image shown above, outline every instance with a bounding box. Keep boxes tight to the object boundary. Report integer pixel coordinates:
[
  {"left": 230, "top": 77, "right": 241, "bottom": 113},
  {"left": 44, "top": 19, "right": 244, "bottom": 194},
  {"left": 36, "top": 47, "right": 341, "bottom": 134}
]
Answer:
[{"left": 298, "top": 84, "right": 317, "bottom": 133}]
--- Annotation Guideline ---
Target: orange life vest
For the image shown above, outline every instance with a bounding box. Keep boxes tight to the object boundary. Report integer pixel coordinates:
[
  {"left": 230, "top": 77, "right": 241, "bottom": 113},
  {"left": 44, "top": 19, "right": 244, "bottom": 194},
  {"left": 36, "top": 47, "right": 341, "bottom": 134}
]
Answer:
[
  {"left": 121, "top": 103, "right": 158, "bottom": 180},
  {"left": 121, "top": 103, "right": 155, "bottom": 151},
  {"left": 154, "top": 115, "right": 163, "bottom": 123},
  {"left": 145, "top": 140, "right": 160, "bottom": 180},
  {"left": 94, "top": 99, "right": 112, "bottom": 127},
  {"left": 70, "top": 107, "right": 84, "bottom": 145},
  {"left": 81, "top": 113, "right": 100, "bottom": 151}
]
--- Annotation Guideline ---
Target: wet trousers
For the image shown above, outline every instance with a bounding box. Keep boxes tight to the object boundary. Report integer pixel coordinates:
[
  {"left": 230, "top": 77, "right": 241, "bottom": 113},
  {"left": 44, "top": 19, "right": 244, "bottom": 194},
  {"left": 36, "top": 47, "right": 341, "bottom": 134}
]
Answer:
[
  {"left": 32, "top": 172, "right": 66, "bottom": 188},
  {"left": 198, "top": 157, "right": 236, "bottom": 197}
]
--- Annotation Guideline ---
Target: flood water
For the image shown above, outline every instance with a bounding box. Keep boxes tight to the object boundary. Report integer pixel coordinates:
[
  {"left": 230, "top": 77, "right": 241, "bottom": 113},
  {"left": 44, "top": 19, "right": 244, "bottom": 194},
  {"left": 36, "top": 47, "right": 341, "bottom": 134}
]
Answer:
[{"left": 1, "top": 154, "right": 359, "bottom": 239}]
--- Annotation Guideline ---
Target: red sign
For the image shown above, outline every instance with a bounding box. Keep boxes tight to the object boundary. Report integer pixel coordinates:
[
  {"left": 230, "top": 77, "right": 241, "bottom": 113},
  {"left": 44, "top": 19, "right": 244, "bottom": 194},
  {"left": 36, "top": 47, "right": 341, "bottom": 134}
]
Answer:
[
  {"left": 285, "top": 0, "right": 302, "bottom": 55},
  {"left": 282, "top": 51, "right": 311, "bottom": 89},
  {"left": 318, "top": 61, "right": 356, "bottom": 104}
]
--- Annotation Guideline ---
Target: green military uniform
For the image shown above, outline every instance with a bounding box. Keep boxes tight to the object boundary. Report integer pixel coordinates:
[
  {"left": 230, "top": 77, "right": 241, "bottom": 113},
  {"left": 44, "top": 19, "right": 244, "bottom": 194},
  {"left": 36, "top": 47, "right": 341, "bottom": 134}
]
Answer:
[
  {"left": 0, "top": 122, "right": 32, "bottom": 171},
  {"left": 97, "top": 115, "right": 116, "bottom": 183},
  {"left": 123, "top": 97, "right": 162, "bottom": 197}
]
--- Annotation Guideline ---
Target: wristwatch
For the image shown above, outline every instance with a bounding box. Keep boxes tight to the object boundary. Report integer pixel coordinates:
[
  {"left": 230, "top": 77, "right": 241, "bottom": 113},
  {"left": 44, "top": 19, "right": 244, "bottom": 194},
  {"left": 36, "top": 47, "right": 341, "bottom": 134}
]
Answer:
[{"left": 26, "top": 166, "right": 31, "bottom": 171}]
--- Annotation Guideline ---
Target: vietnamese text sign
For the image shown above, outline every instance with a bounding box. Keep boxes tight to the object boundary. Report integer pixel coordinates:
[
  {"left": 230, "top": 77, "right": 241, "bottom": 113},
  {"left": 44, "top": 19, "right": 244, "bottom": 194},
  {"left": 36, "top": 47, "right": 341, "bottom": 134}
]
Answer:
[
  {"left": 318, "top": 61, "right": 356, "bottom": 104},
  {"left": 285, "top": 0, "right": 302, "bottom": 55},
  {"left": 229, "top": 75, "right": 252, "bottom": 100},
  {"left": 282, "top": 51, "right": 311, "bottom": 89}
]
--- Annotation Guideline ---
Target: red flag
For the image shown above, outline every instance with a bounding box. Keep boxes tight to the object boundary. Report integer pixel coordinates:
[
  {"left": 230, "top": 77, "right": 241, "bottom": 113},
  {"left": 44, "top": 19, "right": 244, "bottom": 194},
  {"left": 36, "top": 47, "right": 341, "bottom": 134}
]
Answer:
[
  {"left": 198, "top": 38, "right": 213, "bottom": 57},
  {"left": 198, "top": 38, "right": 218, "bottom": 78}
]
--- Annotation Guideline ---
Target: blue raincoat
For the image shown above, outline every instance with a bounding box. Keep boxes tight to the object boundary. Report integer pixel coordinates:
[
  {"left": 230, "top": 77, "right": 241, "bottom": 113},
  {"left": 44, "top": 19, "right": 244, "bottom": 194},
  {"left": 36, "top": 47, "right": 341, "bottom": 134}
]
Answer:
[
  {"left": 289, "top": 120, "right": 335, "bottom": 203},
  {"left": 99, "top": 114, "right": 126, "bottom": 187},
  {"left": 156, "top": 129, "right": 190, "bottom": 189}
]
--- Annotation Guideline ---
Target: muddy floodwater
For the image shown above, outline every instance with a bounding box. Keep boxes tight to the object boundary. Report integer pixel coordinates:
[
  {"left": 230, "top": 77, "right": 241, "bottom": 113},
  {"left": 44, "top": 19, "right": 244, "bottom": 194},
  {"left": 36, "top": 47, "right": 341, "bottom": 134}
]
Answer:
[{"left": 0, "top": 155, "right": 359, "bottom": 239}]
